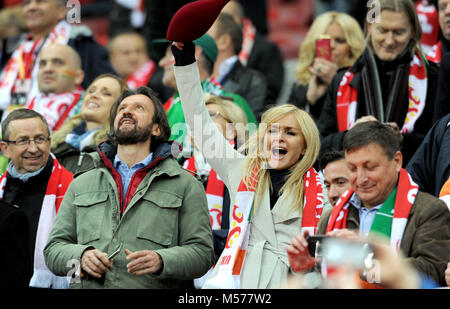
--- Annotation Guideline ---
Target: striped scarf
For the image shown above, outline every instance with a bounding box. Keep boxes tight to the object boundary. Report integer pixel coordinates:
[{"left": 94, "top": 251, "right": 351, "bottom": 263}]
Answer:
[
  {"left": 203, "top": 166, "right": 324, "bottom": 289},
  {"left": 238, "top": 18, "right": 256, "bottom": 66},
  {"left": 26, "top": 86, "right": 83, "bottom": 131},
  {"left": 126, "top": 59, "right": 157, "bottom": 89},
  {"left": 183, "top": 155, "right": 226, "bottom": 230},
  {"left": 0, "top": 21, "right": 71, "bottom": 113},
  {"left": 426, "top": 41, "right": 442, "bottom": 63},
  {"left": 326, "top": 168, "right": 418, "bottom": 250},
  {"left": 0, "top": 154, "right": 73, "bottom": 288},
  {"left": 336, "top": 51, "right": 428, "bottom": 134}
]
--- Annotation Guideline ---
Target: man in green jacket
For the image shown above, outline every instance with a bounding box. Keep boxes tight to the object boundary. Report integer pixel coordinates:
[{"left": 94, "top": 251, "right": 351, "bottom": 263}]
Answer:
[{"left": 44, "top": 86, "right": 215, "bottom": 288}]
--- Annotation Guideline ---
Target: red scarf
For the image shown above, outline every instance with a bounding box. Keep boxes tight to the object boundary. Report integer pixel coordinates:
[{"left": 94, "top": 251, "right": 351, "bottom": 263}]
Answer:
[
  {"left": 183, "top": 157, "right": 225, "bottom": 230},
  {"left": 336, "top": 51, "right": 427, "bottom": 134},
  {"left": 27, "top": 86, "right": 83, "bottom": 131},
  {"left": 415, "top": 0, "right": 440, "bottom": 54},
  {"left": 326, "top": 168, "right": 417, "bottom": 250},
  {"left": 204, "top": 165, "right": 324, "bottom": 288},
  {"left": 238, "top": 17, "right": 256, "bottom": 66},
  {"left": 426, "top": 41, "right": 442, "bottom": 63},
  {"left": 126, "top": 60, "right": 157, "bottom": 89}
]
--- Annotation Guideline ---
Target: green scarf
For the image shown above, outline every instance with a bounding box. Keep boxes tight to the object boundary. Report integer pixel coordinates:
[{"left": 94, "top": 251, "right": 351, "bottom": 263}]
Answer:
[{"left": 369, "top": 187, "right": 397, "bottom": 239}]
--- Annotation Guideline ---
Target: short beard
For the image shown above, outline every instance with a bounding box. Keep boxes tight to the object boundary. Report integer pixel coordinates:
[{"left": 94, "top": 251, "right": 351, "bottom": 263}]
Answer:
[{"left": 114, "top": 121, "right": 153, "bottom": 145}]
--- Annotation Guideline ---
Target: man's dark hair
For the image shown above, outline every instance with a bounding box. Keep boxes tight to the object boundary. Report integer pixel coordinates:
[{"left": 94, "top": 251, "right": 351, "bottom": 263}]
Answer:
[
  {"left": 1, "top": 109, "right": 50, "bottom": 140},
  {"left": 215, "top": 12, "right": 243, "bottom": 55},
  {"left": 108, "top": 86, "right": 171, "bottom": 151},
  {"left": 343, "top": 121, "right": 400, "bottom": 159},
  {"left": 318, "top": 150, "right": 345, "bottom": 171}
]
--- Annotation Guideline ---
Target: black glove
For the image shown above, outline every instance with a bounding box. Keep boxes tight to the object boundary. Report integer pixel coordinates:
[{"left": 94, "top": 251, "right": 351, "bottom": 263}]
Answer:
[{"left": 171, "top": 41, "right": 196, "bottom": 67}]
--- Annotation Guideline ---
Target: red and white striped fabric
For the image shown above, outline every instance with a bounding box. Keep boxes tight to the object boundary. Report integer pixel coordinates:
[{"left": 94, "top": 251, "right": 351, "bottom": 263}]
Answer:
[
  {"left": 204, "top": 166, "right": 324, "bottom": 289},
  {"left": 336, "top": 51, "right": 428, "bottom": 134}
]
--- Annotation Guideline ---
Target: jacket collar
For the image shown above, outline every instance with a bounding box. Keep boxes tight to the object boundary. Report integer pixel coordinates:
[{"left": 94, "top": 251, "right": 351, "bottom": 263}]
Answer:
[{"left": 95, "top": 140, "right": 180, "bottom": 176}]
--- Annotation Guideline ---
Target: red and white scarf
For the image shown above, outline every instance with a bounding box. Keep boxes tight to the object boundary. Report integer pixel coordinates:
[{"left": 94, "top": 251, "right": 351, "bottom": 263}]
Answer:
[
  {"left": 416, "top": 0, "right": 440, "bottom": 55},
  {"left": 0, "top": 154, "right": 73, "bottom": 288},
  {"left": 238, "top": 17, "right": 256, "bottom": 66},
  {"left": 0, "top": 21, "right": 71, "bottom": 112},
  {"left": 183, "top": 157, "right": 225, "bottom": 230},
  {"left": 126, "top": 59, "right": 157, "bottom": 89},
  {"left": 336, "top": 52, "right": 428, "bottom": 134},
  {"left": 426, "top": 41, "right": 442, "bottom": 63},
  {"left": 26, "top": 86, "right": 83, "bottom": 131},
  {"left": 204, "top": 166, "right": 324, "bottom": 288},
  {"left": 326, "top": 168, "right": 418, "bottom": 251}
]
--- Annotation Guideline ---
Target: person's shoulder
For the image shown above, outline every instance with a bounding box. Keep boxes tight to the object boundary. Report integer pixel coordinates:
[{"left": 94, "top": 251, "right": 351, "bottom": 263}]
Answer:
[{"left": 414, "top": 191, "right": 449, "bottom": 215}]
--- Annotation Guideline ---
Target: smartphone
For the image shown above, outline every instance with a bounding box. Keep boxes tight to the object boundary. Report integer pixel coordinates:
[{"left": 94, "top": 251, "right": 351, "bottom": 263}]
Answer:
[
  {"left": 107, "top": 243, "right": 122, "bottom": 260},
  {"left": 321, "top": 238, "right": 374, "bottom": 269},
  {"left": 306, "top": 235, "right": 329, "bottom": 257},
  {"left": 315, "top": 35, "right": 331, "bottom": 61}
]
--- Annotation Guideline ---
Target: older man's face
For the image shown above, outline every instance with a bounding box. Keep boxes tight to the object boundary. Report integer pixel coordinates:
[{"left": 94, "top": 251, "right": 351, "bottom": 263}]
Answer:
[
  {"left": 0, "top": 117, "right": 51, "bottom": 174},
  {"left": 439, "top": 0, "right": 450, "bottom": 40},
  {"left": 345, "top": 143, "right": 402, "bottom": 209}
]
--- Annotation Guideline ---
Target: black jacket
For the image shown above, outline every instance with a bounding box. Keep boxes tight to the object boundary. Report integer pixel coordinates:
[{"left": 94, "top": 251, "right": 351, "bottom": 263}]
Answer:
[
  {"left": 52, "top": 141, "right": 96, "bottom": 176},
  {"left": 433, "top": 52, "right": 450, "bottom": 122},
  {"left": 0, "top": 200, "right": 32, "bottom": 287},
  {"left": 317, "top": 49, "right": 440, "bottom": 166},
  {"left": 68, "top": 32, "right": 116, "bottom": 90},
  {"left": 2, "top": 158, "right": 53, "bottom": 266},
  {"left": 246, "top": 32, "right": 285, "bottom": 104},
  {"left": 288, "top": 83, "right": 326, "bottom": 122},
  {"left": 406, "top": 113, "right": 450, "bottom": 197},
  {"left": 222, "top": 60, "right": 270, "bottom": 121}
]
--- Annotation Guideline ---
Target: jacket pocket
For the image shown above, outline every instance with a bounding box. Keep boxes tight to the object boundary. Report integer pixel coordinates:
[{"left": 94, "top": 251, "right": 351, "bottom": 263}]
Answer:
[
  {"left": 136, "top": 190, "right": 182, "bottom": 248},
  {"left": 73, "top": 191, "right": 108, "bottom": 245}
]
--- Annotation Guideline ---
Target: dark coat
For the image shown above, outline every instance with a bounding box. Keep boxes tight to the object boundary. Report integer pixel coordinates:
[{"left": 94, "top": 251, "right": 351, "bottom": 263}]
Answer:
[
  {"left": 433, "top": 52, "right": 450, "bottom": 122},
  {"left": 288, "top": 83, "right": 326, "bottom": 122},
  {"left": 0, "top": 200, "right": 32, "bottom": 287},
  {"left": 68, "top": 32, "right": 116, "bottom": 90},
  {"left": 222, "top": 60, "right": 270, "bottom": 121},
  {"left": 317, "top": 50, "right": 440, "bottom": 166},
  {"left": 406, "top": 113, "right": 450, "bottom": 197},
  {"left": 52, "top": 142, "right": 96, "bottom": 176},
  {"left": 246, "top": 32, "right": 285, "bottom": 104},
  {"left": 317, "top": 191, "right": 450, "bottom": 286}
]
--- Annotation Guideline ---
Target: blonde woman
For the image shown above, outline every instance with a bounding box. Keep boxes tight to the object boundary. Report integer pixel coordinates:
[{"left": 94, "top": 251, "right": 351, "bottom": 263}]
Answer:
[
  {"left": 172, "top": 42, "right": 329, "bottom": 289},
  {"left": 51, "top": 74, "right": 127, "bottom": 174},
  {"left": 289, "top": 11, "right": 364, "bottom": 120}
]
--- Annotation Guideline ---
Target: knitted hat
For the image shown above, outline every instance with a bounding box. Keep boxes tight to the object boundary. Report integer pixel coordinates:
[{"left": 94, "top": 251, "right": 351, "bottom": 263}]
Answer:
[
  {"left": 152, "top": 34, "right": 218, "bottom": 64},
  {"left": 166, "top": 0, "right": 230, "bottom": 42}
]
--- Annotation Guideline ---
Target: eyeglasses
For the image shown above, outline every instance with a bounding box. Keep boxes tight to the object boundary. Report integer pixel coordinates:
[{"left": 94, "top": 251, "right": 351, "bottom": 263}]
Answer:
[{"left": 3, "top": 136, "right": 50, "bottom": 146}]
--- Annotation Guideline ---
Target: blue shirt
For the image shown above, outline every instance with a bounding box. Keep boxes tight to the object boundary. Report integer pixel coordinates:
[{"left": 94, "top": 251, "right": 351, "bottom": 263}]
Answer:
[
  {"left": 114, "top": 153, "right": 153, "bottom": 205},
  {"left": 349, "top": 193, "right": 382, "bottom": 237}
]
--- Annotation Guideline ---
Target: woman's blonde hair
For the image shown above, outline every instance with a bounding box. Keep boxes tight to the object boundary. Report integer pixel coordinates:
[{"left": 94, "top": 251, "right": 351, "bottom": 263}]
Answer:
[
  {"left": 51, "top": 74, "right": 128, "bottom": 149},
  {"left": 242, "top": 104, "right": 320, "bottom": 214},
  {"left": 204, "top": 93, "right": 248, "bottom": 147},
  {"left": 295, "top": 11, "right": 364, "bottom": 85}
]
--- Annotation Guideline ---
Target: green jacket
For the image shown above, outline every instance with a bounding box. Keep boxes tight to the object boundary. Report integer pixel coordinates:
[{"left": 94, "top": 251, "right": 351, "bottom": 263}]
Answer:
[{"left": 44, "top": 142, "right": 215, "bottom": 288}]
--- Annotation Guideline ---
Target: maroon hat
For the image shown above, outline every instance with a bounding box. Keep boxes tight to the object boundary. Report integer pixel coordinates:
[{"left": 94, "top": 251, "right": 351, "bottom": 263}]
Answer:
[{"left": 166, "top": 0, "right": 230, "bottom": 42}]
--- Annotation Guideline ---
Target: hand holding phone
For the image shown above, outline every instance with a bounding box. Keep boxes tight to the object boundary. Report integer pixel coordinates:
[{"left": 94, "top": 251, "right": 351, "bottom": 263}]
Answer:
[
  {"left": 315, "top": 35, "right": 331, "bottom": 61},
  {"left": 306, "top": 235, "right": 329, "bottom": 257}
]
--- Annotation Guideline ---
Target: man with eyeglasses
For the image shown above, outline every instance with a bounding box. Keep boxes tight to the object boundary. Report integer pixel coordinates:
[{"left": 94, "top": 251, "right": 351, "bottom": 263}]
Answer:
[{"left": 0, "top": 109, "right": 73, "bottom": 288}]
